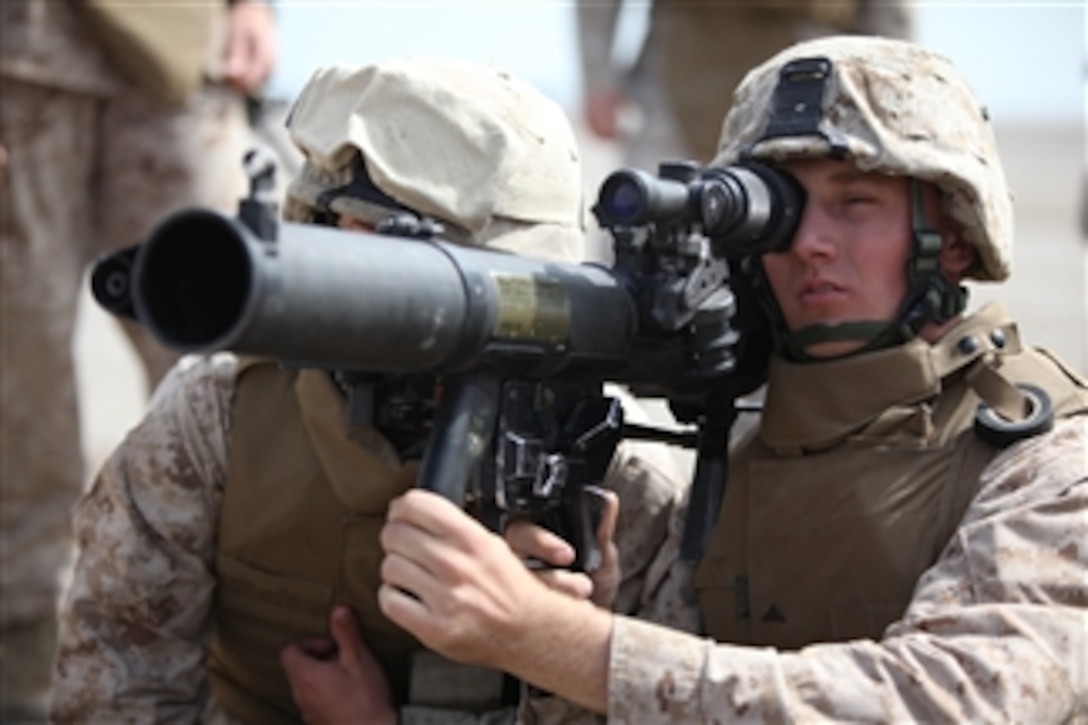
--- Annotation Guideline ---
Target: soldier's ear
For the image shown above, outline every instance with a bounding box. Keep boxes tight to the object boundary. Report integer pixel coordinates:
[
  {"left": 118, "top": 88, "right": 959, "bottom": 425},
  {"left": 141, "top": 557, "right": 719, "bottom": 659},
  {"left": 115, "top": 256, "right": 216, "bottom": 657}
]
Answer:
[{"left": 938, "top": 223, "right": 976, "bottom": 281}]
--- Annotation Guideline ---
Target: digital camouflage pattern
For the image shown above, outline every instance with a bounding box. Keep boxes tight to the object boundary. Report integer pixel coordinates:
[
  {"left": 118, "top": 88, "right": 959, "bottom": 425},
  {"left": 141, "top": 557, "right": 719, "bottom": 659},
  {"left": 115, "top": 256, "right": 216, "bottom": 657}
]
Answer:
[
  {"left": 1, "top": 1, "right": 248, "bottom": 718},
  {"left": 50, "top": 355, "right": 238, "bottom": 724},
  {"left": 0, "top": 0, "right": 124, "bottom": 96},
  {"left": 51, "top": 354, "right": 687, "bottom": 723},
  {"left": 608, "top": 413, "right": 1087, "bottom": 722},
  {"left": 713, "top": 35, "right": 1012, "bottom": 282}
]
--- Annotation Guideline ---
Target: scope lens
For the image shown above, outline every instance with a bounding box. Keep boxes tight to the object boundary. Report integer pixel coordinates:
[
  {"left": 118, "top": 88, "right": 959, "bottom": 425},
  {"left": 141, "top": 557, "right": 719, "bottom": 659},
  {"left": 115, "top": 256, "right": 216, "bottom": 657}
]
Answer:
[{"left": 607, "top": 180, "right": 645, "bottom": 225}]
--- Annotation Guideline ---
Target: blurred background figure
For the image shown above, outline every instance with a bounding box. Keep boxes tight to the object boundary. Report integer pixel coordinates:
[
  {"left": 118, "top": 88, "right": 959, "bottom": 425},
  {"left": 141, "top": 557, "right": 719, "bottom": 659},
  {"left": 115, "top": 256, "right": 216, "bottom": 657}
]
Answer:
[
  {"left": 1080, "top": 54, "right": 1088, "bottom": 240},
  {"left": 576, "top": 0, "right": 915, "bottom": 172},
  {"left": 0, "top": 1, "right": 277, "bottom": 719}
]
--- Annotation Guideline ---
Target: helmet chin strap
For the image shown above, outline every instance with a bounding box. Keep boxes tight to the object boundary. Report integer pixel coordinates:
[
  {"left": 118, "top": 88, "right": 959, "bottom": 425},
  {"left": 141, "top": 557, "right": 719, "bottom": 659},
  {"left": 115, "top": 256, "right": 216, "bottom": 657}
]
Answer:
[
  {"left": 784, "top": 320, "right": 898, "bottom": 358},
  {"left": 770, "top": 179, "right": 969, "bottom": 362}
]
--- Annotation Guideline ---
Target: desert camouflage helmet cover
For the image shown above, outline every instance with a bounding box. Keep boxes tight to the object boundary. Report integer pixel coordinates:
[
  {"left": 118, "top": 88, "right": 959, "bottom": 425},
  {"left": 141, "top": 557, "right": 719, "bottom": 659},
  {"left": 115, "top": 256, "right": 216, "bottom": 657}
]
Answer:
[
  {"left": 713, "top": 35, "right": 1012, "bottom": 282},
  {"left": 283, "top": 58, "right": 586, "bottom": 262}
]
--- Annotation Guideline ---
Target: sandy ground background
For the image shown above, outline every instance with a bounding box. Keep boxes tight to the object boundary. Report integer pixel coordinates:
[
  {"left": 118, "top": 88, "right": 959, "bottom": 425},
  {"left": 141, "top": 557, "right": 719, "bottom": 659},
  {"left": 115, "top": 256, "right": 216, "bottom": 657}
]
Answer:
[{"left": 75, "top": 119, "right": 1087, "bottom": 481}]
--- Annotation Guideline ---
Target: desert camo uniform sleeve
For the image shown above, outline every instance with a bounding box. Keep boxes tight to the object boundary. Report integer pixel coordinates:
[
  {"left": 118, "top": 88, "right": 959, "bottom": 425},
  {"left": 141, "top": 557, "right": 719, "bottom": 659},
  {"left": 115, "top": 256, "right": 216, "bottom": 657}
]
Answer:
[
  {"left": 608, "top": 415, "right": 1088, "bottom": 723},
  {"left": 603, "top": 383, "right": 705, "bottom": 636},
  {"left": 604, "top": 439, "right": 691, "bottom": 617},
  {"left": 51, "top": 353, "right": 241, "bottom": 724},
  {"left": 521, "top": 390, "right": 694, "bottom": 725}
]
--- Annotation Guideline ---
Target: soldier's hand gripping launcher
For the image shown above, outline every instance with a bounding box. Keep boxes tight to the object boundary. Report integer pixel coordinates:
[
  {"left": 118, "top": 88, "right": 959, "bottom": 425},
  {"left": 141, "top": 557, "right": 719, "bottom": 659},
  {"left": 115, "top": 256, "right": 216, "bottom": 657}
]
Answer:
[{"left": 91, "top": 154, "right": 801, "bottom": 568}]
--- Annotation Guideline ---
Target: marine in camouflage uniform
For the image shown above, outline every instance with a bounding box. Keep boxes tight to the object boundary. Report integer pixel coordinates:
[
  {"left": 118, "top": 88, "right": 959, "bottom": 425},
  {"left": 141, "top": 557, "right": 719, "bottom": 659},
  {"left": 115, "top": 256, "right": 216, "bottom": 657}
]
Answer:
[
  {"left": 51, "top": 59, "right": 688, "bottom": 724},
  {"left": 365, "top": 36, "right": 1088, "bottom": 722},
  {"left": 576, "top": 0, "right": 914, "bottom": 170},
  {"left": 0, "top": 2, "right": 272, "bottom": 719}
]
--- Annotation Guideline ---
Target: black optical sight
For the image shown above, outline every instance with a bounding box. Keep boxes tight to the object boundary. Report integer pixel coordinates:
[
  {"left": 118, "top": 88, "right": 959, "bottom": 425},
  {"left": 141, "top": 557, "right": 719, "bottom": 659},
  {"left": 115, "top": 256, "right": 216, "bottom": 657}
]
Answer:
[{"left": 593, "top": 161, "right": 804, "bottom": 256}]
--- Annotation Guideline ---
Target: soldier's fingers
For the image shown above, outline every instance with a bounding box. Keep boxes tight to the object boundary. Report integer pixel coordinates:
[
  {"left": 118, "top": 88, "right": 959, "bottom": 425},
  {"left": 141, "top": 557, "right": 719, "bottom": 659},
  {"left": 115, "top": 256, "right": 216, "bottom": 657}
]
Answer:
[
  {"left": 386, "top": 490, "right": 484, "bottom": 543},
  {"left": 532, "top": 569, "right": 594, "bottom": 600},
  {"left": 594, "top": 489, "right": 619, "bottom": 550},
  {"left": 378, "top": 581, "right": 438, "bottom": 642},
  {"left": 294, "top": 635, "right": 337, "bottom": 660},
  {"left": 380, "top": 548, "right": 445, "bottom": 610},
  {"left": 279, "top": 642, "right": 305, "bottom": 675},
  {"left": 328, "top": 605, "right": 363, "bottom": 670},
  {"left": 280, "top": 639, "right": 326, "bottom": 681},
  {"left": 504, "top": 520, "right": 575, "bottom": 567}
]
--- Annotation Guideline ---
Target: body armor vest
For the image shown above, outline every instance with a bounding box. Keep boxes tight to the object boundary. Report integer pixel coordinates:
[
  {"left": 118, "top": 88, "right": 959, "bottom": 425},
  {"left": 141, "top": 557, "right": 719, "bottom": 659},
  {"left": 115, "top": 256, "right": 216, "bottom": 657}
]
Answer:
[
  {"left": 208, "top": 361, "right": 426, "bottom": 722},
  {"left": 694, "top": 304, "right": 1088, "bottom": 648}
]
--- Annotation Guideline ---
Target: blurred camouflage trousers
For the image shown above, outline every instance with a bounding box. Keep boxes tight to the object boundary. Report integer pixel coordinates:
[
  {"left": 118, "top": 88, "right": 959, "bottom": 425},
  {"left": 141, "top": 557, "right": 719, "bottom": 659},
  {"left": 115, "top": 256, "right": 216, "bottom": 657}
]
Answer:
[
  {"left": 0, "top": 77, "right": 247, "bottom": 720},
  {"left": 607, "top": 11, "right": 808, "bottom": 172},
  {"left": 616, "top": 5, "right": 910, "bottom": 169}
]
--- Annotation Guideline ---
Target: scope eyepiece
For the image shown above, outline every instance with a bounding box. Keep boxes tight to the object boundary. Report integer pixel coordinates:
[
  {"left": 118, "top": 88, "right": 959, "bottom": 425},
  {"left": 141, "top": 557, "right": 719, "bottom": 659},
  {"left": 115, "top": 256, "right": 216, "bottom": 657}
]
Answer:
[{"left": 699, "top": 163, "right": 804, "bottom": 256}]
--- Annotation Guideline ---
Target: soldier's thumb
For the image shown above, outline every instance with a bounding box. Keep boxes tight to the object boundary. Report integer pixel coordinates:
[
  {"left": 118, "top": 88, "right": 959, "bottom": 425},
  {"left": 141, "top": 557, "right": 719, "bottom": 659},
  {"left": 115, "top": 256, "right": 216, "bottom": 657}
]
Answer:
[
  {"left": 330, "top": 605, "right": 386, "bottom": 678},
  {"left": 326, "top": 605, "right": 361, "bottom": 668},
  {"left": 330, "top": 605, "right": 389, "bottom": 686}
]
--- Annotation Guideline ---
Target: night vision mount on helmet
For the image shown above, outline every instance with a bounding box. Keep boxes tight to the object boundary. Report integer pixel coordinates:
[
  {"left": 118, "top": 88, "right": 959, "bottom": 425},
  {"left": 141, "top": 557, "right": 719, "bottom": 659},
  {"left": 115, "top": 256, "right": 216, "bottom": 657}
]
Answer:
[{"left": 712, "top": 36, "right": 1013, "bottom": 359}]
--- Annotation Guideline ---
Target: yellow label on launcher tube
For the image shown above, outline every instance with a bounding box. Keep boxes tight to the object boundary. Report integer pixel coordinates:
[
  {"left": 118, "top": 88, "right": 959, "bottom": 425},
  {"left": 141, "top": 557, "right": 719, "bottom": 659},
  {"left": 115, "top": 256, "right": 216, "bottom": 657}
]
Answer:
[{"left": 492, "top": 273, "right": 570, "bottom": 343}]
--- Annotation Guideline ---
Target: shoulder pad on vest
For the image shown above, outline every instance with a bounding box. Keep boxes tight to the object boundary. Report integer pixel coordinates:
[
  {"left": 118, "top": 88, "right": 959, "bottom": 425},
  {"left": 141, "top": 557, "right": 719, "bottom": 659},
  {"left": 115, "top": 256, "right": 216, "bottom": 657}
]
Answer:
[
  {"left": 974, "top": 382, "right": 1054, "bottom": 448},
  {"left": 969, "top": 346, "right": 1087, "bottom": 449}
]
